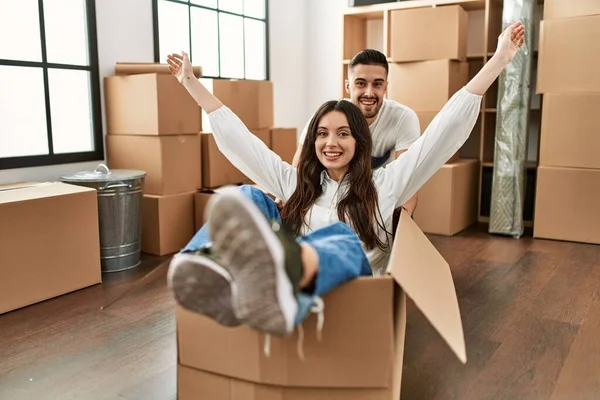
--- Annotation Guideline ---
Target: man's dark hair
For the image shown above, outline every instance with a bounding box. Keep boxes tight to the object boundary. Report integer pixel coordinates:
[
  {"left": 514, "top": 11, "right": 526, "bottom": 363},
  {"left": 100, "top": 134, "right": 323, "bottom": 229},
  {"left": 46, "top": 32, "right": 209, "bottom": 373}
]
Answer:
[{"left": 348, "top": 49, "right": 388, "bottom": 75}]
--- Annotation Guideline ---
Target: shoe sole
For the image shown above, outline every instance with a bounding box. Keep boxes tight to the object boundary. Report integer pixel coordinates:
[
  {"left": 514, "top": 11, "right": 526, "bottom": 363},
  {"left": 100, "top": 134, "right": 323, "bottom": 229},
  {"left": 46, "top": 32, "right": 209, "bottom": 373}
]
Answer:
[
  {"left": 207, "top": 191, "right": 298, "bottom": 336},
  {"left": 167, "top": 253, "right": 240, "bottom": 327}
]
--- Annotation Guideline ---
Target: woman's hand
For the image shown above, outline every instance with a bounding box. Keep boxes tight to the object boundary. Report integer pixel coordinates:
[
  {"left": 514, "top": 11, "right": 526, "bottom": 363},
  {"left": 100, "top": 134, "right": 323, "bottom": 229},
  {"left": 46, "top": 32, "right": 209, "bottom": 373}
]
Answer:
[
  {"left": 167, "top": 51, "right": 192, "bottom": 84},
  {"left": 495, "top": 21, "right": 526, "bottom": 64}
]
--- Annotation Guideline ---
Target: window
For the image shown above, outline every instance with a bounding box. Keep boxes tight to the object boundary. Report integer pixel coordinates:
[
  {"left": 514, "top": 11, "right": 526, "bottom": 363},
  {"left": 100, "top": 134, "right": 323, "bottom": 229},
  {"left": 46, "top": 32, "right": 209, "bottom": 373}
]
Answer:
[
  {"left": 0, "top": 0, "right": 103, "bottom": 170},
  {"left": 153, "top": 0, "right": 269, "bottom": 80}
]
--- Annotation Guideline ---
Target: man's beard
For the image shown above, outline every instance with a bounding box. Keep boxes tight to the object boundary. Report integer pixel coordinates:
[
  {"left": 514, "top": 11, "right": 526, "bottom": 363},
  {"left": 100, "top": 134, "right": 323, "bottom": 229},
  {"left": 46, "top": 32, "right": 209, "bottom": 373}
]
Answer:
[{"left": 359, "top": 96, "right": 380, "bottom": 118}]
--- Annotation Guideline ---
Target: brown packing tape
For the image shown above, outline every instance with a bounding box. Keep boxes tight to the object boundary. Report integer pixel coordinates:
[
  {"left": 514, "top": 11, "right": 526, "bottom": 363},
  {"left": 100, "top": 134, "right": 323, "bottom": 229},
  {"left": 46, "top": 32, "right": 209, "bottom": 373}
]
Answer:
[{"left": 114, "top": 63, "right": 202, "bottom": 78}]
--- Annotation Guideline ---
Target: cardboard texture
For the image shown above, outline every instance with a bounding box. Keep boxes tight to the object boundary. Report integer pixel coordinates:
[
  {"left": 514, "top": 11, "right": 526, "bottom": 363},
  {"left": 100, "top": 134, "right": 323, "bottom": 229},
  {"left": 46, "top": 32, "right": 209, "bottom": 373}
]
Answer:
[
  {"left": 0, "top": 182, "right": 101, "bottom": 314},
  {"left": 536, "top": 15, "right": 600, "bottom": 94},
  {"left": 413, "top": 159, "right": 480, "bottom": 236},
  {"left": 534, "top": 166, "right": 600, "bottom": 245},
  {"left": 543, "top": 0, "right": 600, "bottom": 20},
  {"left": 178, "top": 366, "right": 392, "bottom": 400},
  {"left": 201, "top": 79, "right": 274, "bottom": 131},
  {"left": 194, "top": 191, "right": 213, "bottom": 231},
  {"left": 114, "top": 62, "right": 202, "bottom": 78},
  {"left": 142, "top": 191, "right": 196, "bottom": 256},
  {"left": 201, "top": 129, "right": 271, "bottom": 188},
  {"left": 387, "top": 60, "right": 468, "bottom": 112},
  {"left": 539, "top": 93, "right": 600, "bottom": 169},
  {"left": 270, "top": 128, "right": 298, "bottom": 165},
  {"left": 104, "top": 73, "right": 201, "bottom": 135},
  {"left": 390, "top": 5, "right": 468, "bottom": 62},
  {"left": 176, "top": 212, "right": 466, "bottom": 399},
  {"left": 416, "top": 112, "right": 459, "bottom": 163},
  {"left": 106, "top": 134, "right": 201, "bottom": 196}
]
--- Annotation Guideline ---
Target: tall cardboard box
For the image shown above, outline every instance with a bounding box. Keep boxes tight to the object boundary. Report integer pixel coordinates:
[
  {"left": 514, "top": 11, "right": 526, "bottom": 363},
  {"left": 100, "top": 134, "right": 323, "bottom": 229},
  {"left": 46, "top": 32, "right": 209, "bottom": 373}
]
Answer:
[
  {"left": 390, "top": 5, "right": 468, "bottom": 62},
  {"left": 413, "top": 159, "right": 479, "bottom": 235},
  {"left": 0, "top": 183, "right": 101, "bottom": 314},
  {"left": 104, "top": 73, "right": 201, "bottom": 135},
  {"left": 176, "top": 212, "right": 466, "bottom": 399},
  {"left": 201, "top": 79, "right": 274, "bottom": 131},
  {"left": 142, "top": 191, "right": 196, "bottom": 256},
  {"left": 543, "top": 0, "right": 600, "bottom": 20},
  {"left": 387, "top": 60, "right": 468, "bottom": 112},
  {"left": 534, "top": 166, "right": 600, "bottom": 245},
  {"left": 201, "top": 129, "right": 271, "bottom": 188},
  {"left": 106, "top": 134, "right": 201, "bottom": 196},
  {"left": 539, "top": 93, "right": 600, "bottom": 169},
  {"left": 536, "top": 15, "right": 600, "bottom": 94}
]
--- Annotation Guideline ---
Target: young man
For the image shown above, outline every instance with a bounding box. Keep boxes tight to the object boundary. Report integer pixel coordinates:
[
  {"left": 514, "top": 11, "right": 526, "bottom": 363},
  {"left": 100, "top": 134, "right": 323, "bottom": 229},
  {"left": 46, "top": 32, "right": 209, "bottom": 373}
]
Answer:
[{"left": 292, "top": 49, "right": 421, "bottom": 215}]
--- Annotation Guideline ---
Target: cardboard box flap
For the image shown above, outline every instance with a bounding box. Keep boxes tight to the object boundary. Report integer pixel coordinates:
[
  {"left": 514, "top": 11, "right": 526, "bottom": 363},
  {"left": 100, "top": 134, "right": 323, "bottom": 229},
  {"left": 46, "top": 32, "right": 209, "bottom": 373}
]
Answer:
[
  {"left": 0, "top": 182, "right": 93, "bottom": 204},
  {"left": 386, "top": 211, "right": 466, "bottom": 363}
]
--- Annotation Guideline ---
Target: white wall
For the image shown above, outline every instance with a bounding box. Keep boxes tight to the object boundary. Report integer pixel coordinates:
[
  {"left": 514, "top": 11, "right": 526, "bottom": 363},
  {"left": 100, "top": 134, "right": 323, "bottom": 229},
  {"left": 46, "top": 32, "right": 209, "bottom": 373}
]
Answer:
[
  {"left": 0, "top": 0, "right": 310, "bottom": 184},
  {"left": 306, "top": 0, "right": 347, "bottom": 116}
]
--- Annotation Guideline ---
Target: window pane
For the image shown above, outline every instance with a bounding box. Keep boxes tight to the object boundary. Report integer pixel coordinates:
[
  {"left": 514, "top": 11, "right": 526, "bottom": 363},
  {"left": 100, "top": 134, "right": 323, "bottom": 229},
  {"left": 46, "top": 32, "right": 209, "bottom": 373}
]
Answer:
[
  {"left": 219, "top": 13, "right": 244, "bottom": 79},
  {"left": 191, "top": 8, "right": 219, "bottom": 77},
  {"left": 44, "top": 0, "right": 89, "bottom": 65},
  {"left": 157, "top": 0, "right": 190, "bottom": 63},
  {"left": 0, "top": 0, "right": 42, "bottom": 62},
  {"left": 191, "top": 0, "right": 217, "bottom": 8},
  {"left": 48, "top": 69, "right": 94, "bottom": 154},
  {"left": 0, "top": 66, "right": 48, "bottom": 158},
  {"left": 244, "top": 19, "right": 266, "bottom": 80},
  {"left": 218, "top": 0, "right": 243, "bottom": 14},
  {"left": 244, "top": 0, "right": 265, "bottom": 19}
]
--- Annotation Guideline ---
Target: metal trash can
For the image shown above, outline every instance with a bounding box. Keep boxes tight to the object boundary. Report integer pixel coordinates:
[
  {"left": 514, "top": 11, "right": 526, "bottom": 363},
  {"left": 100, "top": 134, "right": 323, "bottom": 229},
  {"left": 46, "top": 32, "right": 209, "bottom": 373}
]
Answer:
[{"left": 60, "top": 164, "right": 146, "bottom": 273}]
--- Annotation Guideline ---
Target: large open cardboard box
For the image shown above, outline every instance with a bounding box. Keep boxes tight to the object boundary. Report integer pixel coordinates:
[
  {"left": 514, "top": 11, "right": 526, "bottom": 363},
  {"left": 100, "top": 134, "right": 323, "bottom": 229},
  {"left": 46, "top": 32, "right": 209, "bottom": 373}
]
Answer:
[{"left": 176, "top": 212, "right": 466, "bottom": 398}]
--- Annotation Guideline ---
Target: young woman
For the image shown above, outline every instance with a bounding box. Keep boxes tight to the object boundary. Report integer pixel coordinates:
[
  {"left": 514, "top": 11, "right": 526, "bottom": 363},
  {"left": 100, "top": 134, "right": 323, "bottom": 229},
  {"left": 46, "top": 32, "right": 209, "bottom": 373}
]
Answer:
[{"left": 167, "top": 22, "right": 526, "bottom": 338}]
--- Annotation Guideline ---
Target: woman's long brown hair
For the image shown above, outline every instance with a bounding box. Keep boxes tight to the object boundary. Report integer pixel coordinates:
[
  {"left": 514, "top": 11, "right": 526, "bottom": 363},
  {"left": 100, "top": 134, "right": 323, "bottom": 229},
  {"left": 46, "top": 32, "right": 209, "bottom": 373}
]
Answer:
[{"left": 280, "top": 100, "right": 390, "bottom": 251}]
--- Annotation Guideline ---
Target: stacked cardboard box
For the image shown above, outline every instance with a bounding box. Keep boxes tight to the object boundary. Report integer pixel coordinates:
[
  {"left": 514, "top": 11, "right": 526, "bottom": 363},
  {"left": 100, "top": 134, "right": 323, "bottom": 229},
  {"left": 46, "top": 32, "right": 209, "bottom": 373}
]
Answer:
[
  {"left": 533, "top": 2, "right": 600, "bottom": 244},
  {"left": 104, "top": 69, "right": 202, "bottom": 256},
  {"left": 193, "top": 78, "right": 297, "bottom": 231},
  {"left": 386, "top": 5, "right": 479, "bottom": 235},
  {"left": 104, "top": 66, "right": 299, "bottom": 253}
]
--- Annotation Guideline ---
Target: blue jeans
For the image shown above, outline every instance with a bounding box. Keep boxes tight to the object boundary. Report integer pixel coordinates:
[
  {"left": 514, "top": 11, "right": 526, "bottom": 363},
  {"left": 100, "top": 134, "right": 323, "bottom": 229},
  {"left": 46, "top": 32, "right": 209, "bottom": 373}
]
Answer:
[{"left": 181, "top": 185, "right": 372, "bottom": 324}]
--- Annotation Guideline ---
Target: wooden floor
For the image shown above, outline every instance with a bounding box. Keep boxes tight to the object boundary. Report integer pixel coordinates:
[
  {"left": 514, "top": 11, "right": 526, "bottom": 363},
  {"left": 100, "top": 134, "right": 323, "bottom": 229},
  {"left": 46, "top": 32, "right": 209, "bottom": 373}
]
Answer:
[{"left": 1, "top": 224, "right": 600, "bottom": 399}]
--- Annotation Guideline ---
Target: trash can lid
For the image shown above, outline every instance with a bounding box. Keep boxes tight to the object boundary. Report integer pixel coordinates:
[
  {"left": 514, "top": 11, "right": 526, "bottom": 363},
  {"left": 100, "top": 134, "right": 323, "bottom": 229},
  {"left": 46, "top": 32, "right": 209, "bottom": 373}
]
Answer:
[{"left": 59, "top": 163, "right": 146, "bottom": 182}]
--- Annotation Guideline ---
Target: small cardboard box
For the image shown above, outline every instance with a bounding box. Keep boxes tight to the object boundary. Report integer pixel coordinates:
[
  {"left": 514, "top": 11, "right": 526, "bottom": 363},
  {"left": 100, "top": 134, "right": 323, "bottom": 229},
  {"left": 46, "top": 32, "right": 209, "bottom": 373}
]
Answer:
[
  {"left": 201, "top": 79, "right": 274, "bottom": 131},
  {"left": 543, "top": 0, "right": 600, "bottom": 20},
  {"left": 270, "top": 128, "right": 298, "bottom": 164},
  {"left": 387, "top": 60, "right": 468, "bottom": 112},
  {"left": 142, "top": 191, "right": 196, "bottom": 256},
  {"left": 390, "top": 5, "right": 468, "bottom": 62},
  {"left": 534, "top": 166, "right": 600, "bottom": 245},
  {"left": 106, "top": 134, "right": 201, "bottom": 196},
  {"left": 201, "top": 129, "right": 271, "bottom": 189},
  {"left": 176, "top": 212, "right": 466, "bottom": 399},
  {"left": 416, "top": 111, "right": 459, "bottom": 164},
  {"left": 0, "top": 182, "right": 101, "bottom": 314},
  {"left": 539, "top": 93, "right": 600, "bottom": 169},
  {"left": 537, "top": 15, "right": 600, "bottom": 94},
  {"left": 413, "top": 159, "right": 480, "bottom": 236},
  {"left": 104, "top": 73, "right": 201, "bottom": 135}
]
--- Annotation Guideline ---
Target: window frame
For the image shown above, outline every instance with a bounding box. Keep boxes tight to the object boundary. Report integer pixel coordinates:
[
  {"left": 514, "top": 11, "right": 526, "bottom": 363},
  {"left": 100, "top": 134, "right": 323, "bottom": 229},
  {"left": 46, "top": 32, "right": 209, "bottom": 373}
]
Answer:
[
  {"left": 0, "top": 0, "right": 104, "bottom": 170},
  {"left": 152, "top": 0, "right": 270, "bottom": 81}
]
